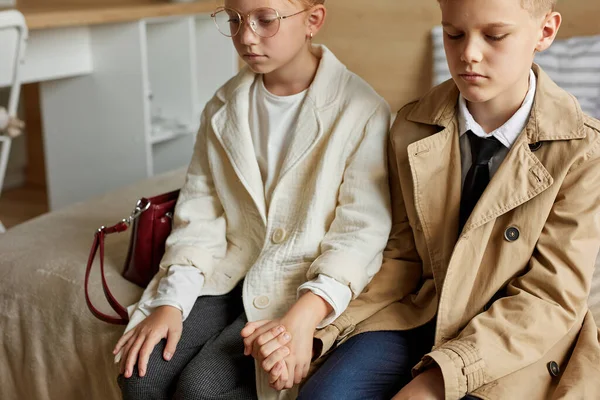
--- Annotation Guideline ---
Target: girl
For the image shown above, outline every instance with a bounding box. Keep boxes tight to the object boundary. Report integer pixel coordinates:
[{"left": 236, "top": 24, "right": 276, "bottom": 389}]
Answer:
[{"left": 114, "top": 0, "right": 391, "bottom": 398}]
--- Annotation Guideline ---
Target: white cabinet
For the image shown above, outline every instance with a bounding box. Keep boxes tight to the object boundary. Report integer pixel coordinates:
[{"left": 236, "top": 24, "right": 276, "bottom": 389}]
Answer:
[{"left": 37, "top": 15, "right": 237, "bottom": 209}]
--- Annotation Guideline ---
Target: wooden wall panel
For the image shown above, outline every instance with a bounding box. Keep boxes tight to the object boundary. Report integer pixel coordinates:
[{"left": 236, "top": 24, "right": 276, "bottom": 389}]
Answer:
[
  {"left": 317, "top": 0, "right": 441, "bottom": 112},
  {"left": 16, "top": 0, "right": 167, "bottom": 9},
  {"left": 318, "top": 0, "right": 600, "bottom": 112},
  {"left": 556, "top": 1, "right": 600, "bottom": 38}
]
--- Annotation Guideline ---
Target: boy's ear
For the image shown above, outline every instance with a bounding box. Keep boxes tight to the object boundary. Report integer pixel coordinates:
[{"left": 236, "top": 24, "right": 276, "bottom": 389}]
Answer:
[
  {"left": 535, "top": 11, "right": 561, "bottom": 53},
  {"left": 306, "top": 5, "right": 326, "bottom": 36}
]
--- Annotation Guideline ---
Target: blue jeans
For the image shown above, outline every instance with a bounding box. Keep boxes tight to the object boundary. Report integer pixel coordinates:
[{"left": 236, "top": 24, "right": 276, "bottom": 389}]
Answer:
[{"left": 299, "top": 327, "right": 480, "bottom": 400}]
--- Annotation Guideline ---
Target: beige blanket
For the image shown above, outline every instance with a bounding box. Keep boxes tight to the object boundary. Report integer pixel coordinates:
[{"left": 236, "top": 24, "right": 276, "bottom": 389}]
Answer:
[
  {"left": 1, "top": 167, "right": 599, "bottom": 400},
  {"left": 0, "top": 169, "right": 185, "bottom": 400}
]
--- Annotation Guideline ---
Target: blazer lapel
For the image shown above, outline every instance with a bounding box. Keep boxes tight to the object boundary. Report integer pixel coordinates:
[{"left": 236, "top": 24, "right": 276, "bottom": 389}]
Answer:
[
  {"left": 277, "top": 102, "right": 321, "bottom": 185},
  {"left": 211, "top": 86, "right": 267, "bottom": 224}
]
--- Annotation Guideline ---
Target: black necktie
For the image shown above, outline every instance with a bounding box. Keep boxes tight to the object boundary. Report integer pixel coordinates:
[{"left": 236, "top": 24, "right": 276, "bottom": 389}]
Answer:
[{"left": 459, "top": 131, "right": 503, "bottom": 232}]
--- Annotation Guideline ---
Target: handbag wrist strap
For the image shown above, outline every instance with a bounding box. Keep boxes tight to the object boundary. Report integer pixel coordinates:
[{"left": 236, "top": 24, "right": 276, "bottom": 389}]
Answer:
[
  {"left": 84, "top": 198, "right": 151, "bottom": 325},
  {"left": 85, "top": 198, "right": 150, "bottom": 325},
  {"left": 84, "top": 221, "right": 130, "bottom": 325}
]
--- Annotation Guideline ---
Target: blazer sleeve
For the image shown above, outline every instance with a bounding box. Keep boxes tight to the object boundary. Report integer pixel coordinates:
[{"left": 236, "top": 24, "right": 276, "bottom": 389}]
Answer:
[
  {"left": 305, "top": 102, "right": 392, "bottom": 298},
  {"left": 159, "top": 106, "right": 228, "bottom": 277}
]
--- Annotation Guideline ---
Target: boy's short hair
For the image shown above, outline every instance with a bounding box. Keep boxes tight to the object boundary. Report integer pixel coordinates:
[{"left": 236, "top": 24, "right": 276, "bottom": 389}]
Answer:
[
  {"left": 437, "top": 0, "right": 556, "bottom": 16},
  {"left": 522, "top": 0, "right": 557, "bottom": 15}
]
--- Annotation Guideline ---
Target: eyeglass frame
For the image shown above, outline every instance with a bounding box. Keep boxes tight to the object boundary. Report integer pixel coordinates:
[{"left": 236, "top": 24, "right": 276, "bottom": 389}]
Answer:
[{"left": 210, "top": 6, "right": 311, "bottom": 38}]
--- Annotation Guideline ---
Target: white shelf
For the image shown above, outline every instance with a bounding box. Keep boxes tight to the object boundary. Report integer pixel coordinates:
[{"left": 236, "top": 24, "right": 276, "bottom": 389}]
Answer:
[
  {"left": 152, "top": 134, "right": 195, "bottom": 176},
  {"left": 38, "top": 14, "right": 238, "bottom": 210},
  {"left": 194, "top": 15, "right": 238, "bottom": 115},
  {"left": 150, "top": 118, "right": 195, "bottom": 145}
]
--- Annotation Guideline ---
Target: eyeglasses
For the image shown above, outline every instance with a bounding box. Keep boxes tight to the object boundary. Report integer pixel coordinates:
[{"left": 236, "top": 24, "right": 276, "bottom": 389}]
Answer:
[{"left": 211, "top": 7, "right": 309, "bottom": 39}]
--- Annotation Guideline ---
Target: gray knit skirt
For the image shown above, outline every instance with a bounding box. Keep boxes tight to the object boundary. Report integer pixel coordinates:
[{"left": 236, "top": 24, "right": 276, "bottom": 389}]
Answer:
[{"left": 118, "top": 283, "right": 258, "bottom": 400}]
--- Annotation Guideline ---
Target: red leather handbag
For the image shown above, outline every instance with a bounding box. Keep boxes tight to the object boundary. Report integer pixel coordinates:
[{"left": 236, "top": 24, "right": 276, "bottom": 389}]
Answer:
[{"left": 84, "top": 189, "right": 180, "bottom": 325}]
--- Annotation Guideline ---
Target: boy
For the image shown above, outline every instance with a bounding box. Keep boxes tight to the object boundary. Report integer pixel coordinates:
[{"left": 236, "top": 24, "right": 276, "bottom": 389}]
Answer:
[{"left": 294, "top": 0, "right": 600, "bottom": 398}]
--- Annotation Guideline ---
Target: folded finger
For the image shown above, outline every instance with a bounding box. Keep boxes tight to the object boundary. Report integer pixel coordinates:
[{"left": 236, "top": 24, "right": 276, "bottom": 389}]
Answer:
[
  {"left": 302, "top": 362, "right": 310, "bottom": 379},
  {"left": 286, "top": 364, "right": 295, "bottom": 389},
  {"left": 241, "top": 320, "right": 271, "bottom": 338},
  {"left": 244, "top": 321, "right": 278, "bottom": 356},
  {"left": 269, "top": 361, "right": 284, "bottom": 384},
  {"left": 261, "top": 345, "right": 291, "bottom": 372}
]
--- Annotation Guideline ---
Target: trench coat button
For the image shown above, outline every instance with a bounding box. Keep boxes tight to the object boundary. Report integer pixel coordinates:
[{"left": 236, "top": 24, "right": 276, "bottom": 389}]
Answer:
[
  {"left": 504, "top": 227, "right": 520, "bottom": 242},
  {"left": 271, "top": 228, "right": 287, "bottom": 244},
  {"left": 547, "top": 361, "right": 560, "bottom": 377},
  {"left": 253, "top": 295, "right": 270, "bottom": 309},
  {"left": 529, "top": 142, "right": 543, "bottom": 152}
]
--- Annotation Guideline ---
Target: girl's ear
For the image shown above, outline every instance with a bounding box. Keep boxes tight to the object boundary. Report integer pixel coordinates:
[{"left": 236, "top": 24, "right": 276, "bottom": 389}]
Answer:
[{"left": 306, "top": 5, "right": 326, "bottom": 38}]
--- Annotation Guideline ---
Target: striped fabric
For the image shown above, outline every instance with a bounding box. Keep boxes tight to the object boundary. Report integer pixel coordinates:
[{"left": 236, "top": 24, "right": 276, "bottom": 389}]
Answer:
[{"left": 431, "top": 25, "right": 600, "bottom": 119}]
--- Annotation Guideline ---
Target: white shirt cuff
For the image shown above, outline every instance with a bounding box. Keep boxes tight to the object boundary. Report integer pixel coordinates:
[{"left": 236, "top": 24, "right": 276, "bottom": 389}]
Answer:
[
  {"left": 136, "top": 264, "right": 205, "bottom": 321},
  {"left": 298, "top": 274, "right": 352, "bottom": 329}
]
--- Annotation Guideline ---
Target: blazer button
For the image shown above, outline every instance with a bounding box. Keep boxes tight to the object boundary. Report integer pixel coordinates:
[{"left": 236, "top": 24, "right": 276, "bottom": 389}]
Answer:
[
  {"left": 547, "top": 361, "right": 560, "bottom": 377},
  {"left": 271, "top": 228, "right": 287, "bottom": 244},
  {"left": 253, "top": 295, "right": 270, "bottom": 309},
  {"left": 504, "top": 227, "right": 520, "bottom": 242}
]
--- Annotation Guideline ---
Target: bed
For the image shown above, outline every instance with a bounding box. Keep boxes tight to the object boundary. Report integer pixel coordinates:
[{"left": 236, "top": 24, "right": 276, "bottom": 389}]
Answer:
[{"left": 0, "top": 169, "right": 184, "bottom": 400}]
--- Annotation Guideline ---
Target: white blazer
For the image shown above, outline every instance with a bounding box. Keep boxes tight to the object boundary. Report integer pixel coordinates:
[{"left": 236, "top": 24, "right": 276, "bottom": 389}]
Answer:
[{"left": 127, "top": 45, "right": 392, "bottom": 399}]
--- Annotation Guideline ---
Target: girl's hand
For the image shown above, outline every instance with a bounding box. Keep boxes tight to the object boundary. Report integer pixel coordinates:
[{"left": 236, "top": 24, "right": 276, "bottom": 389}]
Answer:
[
  {"left": 242, "top": 292, "right": 332, "bottom": 390},
  {"left": 113, "top": 305, "right": 183, "bottom": 378},
  {"left": 241, "top": 320, "right": 292, "bottom": 384}
]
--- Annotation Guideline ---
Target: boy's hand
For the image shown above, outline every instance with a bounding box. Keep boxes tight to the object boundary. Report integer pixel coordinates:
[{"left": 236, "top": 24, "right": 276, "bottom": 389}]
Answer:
[
  {"left": 391, "top": 366, "right": 445, "bottom": 400},
  {"left": 241, "top": 292, "right": 332, "bottom": 390},
  {"left": 271, "top": 308, "right": 318, "bottom": 390},
  {"left": 241, "top": 320, "right": 292, "bottom": 366},
  {"left": 113, "top": 305, "right": 183, "bottom": 378}
]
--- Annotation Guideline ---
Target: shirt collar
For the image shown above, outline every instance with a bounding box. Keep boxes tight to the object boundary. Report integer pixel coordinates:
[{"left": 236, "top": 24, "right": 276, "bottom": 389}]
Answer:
[{"left": 458, "top": 69, "right": 536, "bottom": 149}]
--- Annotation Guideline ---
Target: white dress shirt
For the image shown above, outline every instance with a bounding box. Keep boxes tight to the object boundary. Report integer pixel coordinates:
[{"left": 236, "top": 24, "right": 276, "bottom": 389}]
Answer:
[{"left": 459, "top": 69, "right": 537, "bottom": 183}]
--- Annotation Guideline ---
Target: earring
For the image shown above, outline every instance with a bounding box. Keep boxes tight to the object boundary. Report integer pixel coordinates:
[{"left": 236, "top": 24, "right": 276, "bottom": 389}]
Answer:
[{"left": 310, "top": 31, "right": 313, "bottom": 40}]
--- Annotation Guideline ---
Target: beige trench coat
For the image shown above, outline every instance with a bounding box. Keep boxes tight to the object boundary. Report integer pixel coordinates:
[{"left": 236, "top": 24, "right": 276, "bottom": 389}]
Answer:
[{"left": 314, "top": 64, "right": 600, "bottom": 399}]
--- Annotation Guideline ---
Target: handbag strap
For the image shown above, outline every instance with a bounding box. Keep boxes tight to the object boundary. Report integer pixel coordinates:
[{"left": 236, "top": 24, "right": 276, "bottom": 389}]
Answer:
[{"left": 84, "top": 198, "right": 151, "bottom": 325}]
